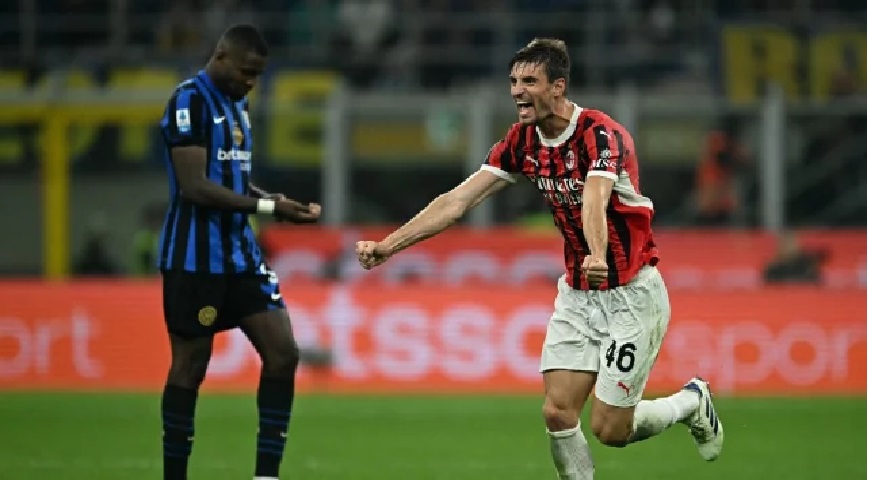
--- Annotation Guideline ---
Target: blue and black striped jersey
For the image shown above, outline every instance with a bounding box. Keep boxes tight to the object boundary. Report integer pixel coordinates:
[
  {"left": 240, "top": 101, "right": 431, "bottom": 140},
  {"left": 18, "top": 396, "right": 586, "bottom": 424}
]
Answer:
[{"left": 156, "top": 70, "right": 264, "bottom": 274}]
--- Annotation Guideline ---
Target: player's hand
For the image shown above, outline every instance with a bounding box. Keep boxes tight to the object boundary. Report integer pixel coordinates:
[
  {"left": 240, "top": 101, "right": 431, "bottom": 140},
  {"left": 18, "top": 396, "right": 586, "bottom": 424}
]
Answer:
[
  {"left": 581, "top": 256, "right": 608, "bottom": 288},
  {"left": 356, "top": 241, "right": 391, "bottom": 270},
  {"left": 264, "top": 193, "right": 287, "bottom": 202},
  {"left": 274, "top": 199, "right": 321, "bottom": 223}
]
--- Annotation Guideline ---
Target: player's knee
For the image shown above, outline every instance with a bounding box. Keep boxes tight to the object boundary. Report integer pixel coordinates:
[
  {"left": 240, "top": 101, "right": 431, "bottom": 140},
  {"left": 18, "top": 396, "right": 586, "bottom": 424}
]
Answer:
[
  {"left": 167, "top": 354, "right": 210, "bottom": 389},
  {"left": 542, "top": 396, "right": 579, "bottom": 432},
  {"left": 261, "top": 343, "right": 300, "bottom": 379},
  {"left": 590, "top": 417, "right": 632, "bottom": 448}
]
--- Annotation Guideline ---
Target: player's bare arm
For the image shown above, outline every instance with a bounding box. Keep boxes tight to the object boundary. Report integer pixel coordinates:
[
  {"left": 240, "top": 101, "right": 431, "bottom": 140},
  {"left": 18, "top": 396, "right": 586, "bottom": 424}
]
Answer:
[
  {"left": 581, "top": 174, "right": 615, "bottom": 287},
  {"left": 356, "top": 169, "right": 510, "bottom": 270},
  {"left": 171, "top": 146, "right": 320, "bottom": 222},
  {"left": 172, "top": 145, "right": 261, "bottom": 211},
  {"left": 248, "top": 182, "right": 284, "bottom": 200},
  {"left": 248, "top": 182, "right": 322, "bottom": 222}
]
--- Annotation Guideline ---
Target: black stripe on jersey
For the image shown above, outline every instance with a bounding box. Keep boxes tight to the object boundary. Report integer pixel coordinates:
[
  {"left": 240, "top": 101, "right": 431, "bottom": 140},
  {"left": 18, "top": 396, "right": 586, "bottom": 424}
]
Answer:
[
  {"left": 548, "top": 145, "right": 586, "bottom": 289},
  {"left": 516, "top": 126, "right": 530, "bottom": 165},
  {"left": 195, "top": 94, "right": 215, "bottom": 272},
  {"left": 200, "top": 86, "right": 237, "bottom": 274},
  {"left": 161, "top": 197, "right": 179, "bottom": 268},
  {"left": 193, "top": 206, "right": 210, "bottom": 272},
  {"left": 498, "top": 132, "right": 515, "bottom": 171},
  {"left": 607, "top": 129, "right": 631, "bottom": 285},
  {"left": 230, "top": 102, "right": 255, "bottom": 270},
  {"left": 593, "top": 125, "right": 611, "bottom": 162},
  {"left": 182, "top": 82, "right": 214, "bottom": 272},
  {"left": 609, "top": 206, "right": 633, "bottom": 277},
  {"left": 605, "top": 243, "right": 619, "bottom": 288},
  {"left": 581, "top": 115, "right": 595, "bottom": 132},
  {"left": 612, "top": 129, "right": 626, "bottom": 175},
  {"left": 171, "top": 201, "right": 194, "bottom": 269}
]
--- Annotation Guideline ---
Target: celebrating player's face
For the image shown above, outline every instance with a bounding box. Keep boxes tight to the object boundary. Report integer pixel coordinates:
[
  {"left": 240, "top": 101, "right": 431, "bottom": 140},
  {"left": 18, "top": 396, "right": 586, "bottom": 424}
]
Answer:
[{"left": 510, "top": 62, "right": 557, "bottom": 125}]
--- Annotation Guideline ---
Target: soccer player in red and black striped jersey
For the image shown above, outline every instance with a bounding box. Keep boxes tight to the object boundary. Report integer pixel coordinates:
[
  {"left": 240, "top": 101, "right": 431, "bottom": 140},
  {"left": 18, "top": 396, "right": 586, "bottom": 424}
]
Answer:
[{"left": 356, "top": 38, "right": 724, "bottom": 478}]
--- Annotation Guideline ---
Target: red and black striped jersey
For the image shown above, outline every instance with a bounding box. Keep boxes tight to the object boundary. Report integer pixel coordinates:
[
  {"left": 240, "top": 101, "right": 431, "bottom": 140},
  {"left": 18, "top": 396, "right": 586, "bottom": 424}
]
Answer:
[{"left": 481, "top": 104, "right": 659, "bottom": 290}]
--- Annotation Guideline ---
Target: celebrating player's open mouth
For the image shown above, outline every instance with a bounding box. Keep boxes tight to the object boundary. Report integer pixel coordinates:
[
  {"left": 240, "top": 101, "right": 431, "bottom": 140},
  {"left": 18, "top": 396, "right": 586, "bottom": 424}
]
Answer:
[{"left": 516, "top": 98, "right": 534, "bottom": 120}]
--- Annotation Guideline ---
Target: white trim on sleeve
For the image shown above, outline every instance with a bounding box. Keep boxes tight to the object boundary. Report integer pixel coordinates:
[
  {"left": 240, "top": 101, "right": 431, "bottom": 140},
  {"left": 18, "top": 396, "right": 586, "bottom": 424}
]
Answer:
[{"left": 480, "top": 164, "right": 517, "bottom": 183}]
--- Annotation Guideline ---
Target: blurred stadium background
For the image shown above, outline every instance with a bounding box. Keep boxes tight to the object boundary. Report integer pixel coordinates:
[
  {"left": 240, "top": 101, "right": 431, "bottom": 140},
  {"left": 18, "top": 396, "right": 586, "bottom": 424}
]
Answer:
[{"left": 0, "top": 0, "right": 866, "bottom": 479}]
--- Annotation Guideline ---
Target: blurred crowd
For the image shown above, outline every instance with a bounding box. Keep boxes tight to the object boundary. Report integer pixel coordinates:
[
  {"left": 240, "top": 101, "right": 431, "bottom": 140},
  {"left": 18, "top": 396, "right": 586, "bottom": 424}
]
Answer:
[{"left": 2, "top": 0, "right": 865, "bottom": 92}]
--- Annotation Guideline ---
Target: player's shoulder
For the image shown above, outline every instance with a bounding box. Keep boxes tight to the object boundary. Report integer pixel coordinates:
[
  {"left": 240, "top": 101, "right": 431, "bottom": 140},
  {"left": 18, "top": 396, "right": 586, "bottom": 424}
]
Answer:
[
  {"left": 166, "top": 76, "right": 204, "bottom": 104},
  {"left": 503, "top": 122, "right": 535, "bottom": 143},
  {"left": 577, "top": 108, "right": 628, "bottom": 135}
]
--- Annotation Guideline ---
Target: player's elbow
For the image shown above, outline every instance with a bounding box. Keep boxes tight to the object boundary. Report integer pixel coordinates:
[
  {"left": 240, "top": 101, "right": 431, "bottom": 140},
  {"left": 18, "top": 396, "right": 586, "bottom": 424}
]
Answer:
[{"left": 178, "top": 178, "right": 209, "bottom": 204}]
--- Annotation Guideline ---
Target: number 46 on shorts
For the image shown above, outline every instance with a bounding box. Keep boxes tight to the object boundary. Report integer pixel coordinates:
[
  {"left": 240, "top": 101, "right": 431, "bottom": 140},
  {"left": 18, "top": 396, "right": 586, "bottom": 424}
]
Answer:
[{"left": 605, "top": 340, "right": 636, "bottom": 373}]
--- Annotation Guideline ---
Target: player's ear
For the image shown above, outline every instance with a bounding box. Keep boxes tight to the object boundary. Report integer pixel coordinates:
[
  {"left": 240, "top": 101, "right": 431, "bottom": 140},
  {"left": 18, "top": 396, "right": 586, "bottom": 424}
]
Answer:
[{"left": 552, "top": 77, "right": 566, "bottom": 97}]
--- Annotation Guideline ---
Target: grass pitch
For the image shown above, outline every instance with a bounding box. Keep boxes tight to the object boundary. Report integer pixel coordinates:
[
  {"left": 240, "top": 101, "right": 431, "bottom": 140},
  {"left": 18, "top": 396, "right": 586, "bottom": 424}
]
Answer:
[{"left": 0, "top": 393, "right": 865, "bottom": 479}]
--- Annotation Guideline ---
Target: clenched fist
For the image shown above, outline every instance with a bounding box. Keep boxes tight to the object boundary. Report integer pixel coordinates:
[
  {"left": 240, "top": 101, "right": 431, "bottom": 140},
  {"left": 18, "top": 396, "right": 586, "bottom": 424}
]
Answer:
[
  {"left": 356, "top": 241, "right": 392, "bottom": 270},
  {"left": 581, "top": 256, "right": 608, "bottom": 288}
]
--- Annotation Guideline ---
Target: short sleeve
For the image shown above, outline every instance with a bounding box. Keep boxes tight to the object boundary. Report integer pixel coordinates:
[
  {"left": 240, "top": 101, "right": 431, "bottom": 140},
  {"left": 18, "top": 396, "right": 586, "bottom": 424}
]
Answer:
[
  {"left": 583, "top": 123, "right": 624, "bottom": 182},
  {"left": 160, "top": 89, "right": 207, "bottom": 148},
  {"left": 480, "top": 123, "right": 523, "bottom": 183}
]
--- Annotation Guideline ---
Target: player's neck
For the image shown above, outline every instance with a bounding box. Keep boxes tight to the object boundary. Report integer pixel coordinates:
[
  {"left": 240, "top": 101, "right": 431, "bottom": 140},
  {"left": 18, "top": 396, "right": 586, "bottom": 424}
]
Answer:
[{"left": 537, "top": 99, "right": 574, "bottom": 139}]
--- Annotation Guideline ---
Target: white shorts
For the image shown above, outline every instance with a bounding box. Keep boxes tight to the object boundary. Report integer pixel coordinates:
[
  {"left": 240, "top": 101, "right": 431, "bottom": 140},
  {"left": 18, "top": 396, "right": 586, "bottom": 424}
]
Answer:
[{"left": 540, "top": 266, "right": 671, "bottom": 407}]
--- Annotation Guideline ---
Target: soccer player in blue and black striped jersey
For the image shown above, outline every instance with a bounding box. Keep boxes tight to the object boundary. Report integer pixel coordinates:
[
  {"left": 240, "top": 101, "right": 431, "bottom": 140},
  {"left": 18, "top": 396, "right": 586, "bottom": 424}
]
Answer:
[{"left": 157, "top": 24, "right": 320, "bottom": 480}]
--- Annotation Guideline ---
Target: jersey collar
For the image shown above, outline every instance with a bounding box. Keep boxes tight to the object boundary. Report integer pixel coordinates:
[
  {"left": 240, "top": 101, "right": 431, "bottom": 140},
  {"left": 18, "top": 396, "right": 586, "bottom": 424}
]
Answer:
[{"left": 536, "top": 102, "right": 583, "bottom": 148}]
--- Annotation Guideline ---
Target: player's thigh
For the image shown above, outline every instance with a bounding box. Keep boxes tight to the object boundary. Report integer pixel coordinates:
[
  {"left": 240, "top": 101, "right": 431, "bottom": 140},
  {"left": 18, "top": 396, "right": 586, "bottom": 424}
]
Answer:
[
  {"left": 540, "top": 276, "right": 602, "bottom": 418},
  {"left": 592, "top": 267, "right": 671, "bottom": 420},
  {"left": 162, "top": 271, "right": 228, "bottom": 339},
  {"left": 233, "top": 267, "right": 298, "bottom": 374}
]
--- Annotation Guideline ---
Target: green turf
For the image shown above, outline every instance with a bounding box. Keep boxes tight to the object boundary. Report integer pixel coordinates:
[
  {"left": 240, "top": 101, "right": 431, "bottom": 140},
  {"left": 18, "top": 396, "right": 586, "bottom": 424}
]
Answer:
[{"left": 0, "top": 393, "right": 865, "bottom": 479}]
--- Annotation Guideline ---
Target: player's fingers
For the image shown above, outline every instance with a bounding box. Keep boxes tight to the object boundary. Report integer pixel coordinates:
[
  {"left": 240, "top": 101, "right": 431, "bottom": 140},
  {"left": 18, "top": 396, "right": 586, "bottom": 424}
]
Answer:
[
  {"left": 357, "top": 243, "right": 373, "bottom": 258},
  {"left": 294, "top": 210, "right": 321, "bottom": 221},
  {"left": 359, "top": 241, "right": 376, "bottom": 256}
]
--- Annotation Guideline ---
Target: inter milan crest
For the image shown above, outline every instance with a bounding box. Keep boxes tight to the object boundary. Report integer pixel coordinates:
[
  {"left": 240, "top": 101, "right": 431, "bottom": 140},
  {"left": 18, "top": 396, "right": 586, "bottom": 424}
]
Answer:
[
  {"left": 232, "top": 123, "right": 244, "bottom": 146},
  {"left": 197, "top": 306, "right": 217, "bottom": 326}
]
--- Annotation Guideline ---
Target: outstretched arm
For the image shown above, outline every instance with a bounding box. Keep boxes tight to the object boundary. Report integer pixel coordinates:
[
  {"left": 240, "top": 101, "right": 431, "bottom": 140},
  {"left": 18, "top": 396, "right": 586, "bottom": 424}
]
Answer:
[
  {"left": 356, "top": 169, "right": 511, "bottom": 269},
  {"left": 382, "top": 170, "right": 509, "bottom": 254}
]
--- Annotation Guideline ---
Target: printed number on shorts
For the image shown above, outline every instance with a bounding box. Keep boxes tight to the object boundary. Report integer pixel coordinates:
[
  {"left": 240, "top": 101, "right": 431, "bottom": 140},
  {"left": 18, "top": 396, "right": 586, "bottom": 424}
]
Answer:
[{"left": 605, "top": 341, "right": 636, "bottom": 372}]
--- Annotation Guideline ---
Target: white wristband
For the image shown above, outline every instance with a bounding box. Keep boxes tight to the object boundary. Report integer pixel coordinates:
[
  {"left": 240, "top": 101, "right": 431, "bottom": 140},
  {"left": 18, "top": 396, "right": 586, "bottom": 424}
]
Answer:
[{"left": 256, "top": 198, "right": 276, "bottom": 214}]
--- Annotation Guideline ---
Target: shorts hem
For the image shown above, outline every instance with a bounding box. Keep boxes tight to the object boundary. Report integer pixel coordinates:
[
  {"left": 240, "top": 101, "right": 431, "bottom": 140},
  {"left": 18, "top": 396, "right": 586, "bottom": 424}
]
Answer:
[
  {"left": 539, "top": 365, "right": 598, "bottom": 374},
  {"left": 594, "top": 389, "right": 642, "bottom": 408}
]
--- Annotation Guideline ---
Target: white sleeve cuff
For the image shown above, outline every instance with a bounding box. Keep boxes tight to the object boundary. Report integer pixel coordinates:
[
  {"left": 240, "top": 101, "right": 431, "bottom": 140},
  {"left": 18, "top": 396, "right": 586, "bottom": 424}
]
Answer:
[
  {"left": 480, "top": 164, "right": 517, "bottom": 183},
  {"left": 587, "top": 170, "right": 618, "bottom": 182}
]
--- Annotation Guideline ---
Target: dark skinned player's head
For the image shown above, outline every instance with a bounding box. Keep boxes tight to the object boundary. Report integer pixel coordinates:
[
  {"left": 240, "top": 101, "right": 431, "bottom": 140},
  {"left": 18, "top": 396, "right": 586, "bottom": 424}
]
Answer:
[
  {"left": 509, "top": 38, "right": 571, "bottom": 125},
  {"left": 206, "top": 24, "right": 268, "bottom": 101}
]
